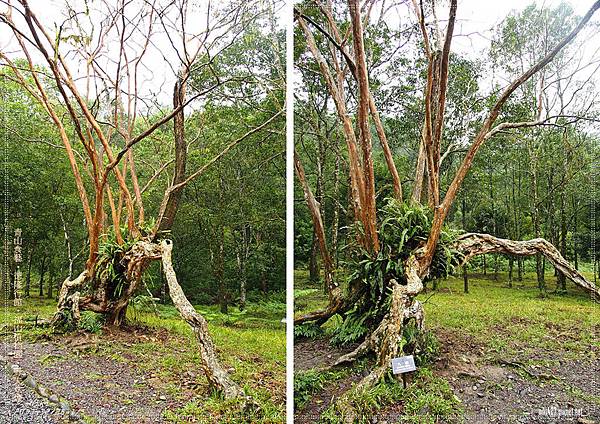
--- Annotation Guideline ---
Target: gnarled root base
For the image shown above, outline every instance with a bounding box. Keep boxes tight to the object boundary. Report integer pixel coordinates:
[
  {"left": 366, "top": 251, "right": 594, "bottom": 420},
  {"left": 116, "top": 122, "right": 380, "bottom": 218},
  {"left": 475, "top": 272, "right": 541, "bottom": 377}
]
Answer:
[
  {"left": 51, "top": 271, "right": 89, "bottom": 331},
  {"left": 318, "top": 234, "right": 593, "bottom": 420},
  {"left": 52, "top": 239, "right": 248, "bottom": 403},
  {"left": 328, "top": 256, "right": 426, "bottom": 422}
]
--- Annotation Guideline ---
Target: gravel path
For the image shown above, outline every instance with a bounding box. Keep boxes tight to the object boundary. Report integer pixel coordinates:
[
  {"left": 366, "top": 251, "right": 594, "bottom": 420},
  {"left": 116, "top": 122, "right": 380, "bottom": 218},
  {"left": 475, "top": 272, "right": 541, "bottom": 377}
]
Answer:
[{"left": 0, "top": 369, "right": 60, "bottom": 424}]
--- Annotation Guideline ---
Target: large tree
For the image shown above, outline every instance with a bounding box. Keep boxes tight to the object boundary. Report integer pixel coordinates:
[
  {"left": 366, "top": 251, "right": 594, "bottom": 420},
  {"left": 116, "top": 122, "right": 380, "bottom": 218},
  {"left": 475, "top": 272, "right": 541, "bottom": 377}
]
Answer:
[
  {"left": 1, "top": 0, "right": 283, "bottom": 401},
  {"left": 294, "top": 0, "right": 600, "bottom": 418}
]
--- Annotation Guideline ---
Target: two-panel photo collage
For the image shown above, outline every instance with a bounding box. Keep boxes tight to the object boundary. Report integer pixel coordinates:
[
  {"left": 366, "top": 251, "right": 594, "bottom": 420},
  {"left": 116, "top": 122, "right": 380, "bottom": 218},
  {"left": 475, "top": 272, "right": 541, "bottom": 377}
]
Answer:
[{"left": 1, "top": 0, "right": 599, "bottom": 423}]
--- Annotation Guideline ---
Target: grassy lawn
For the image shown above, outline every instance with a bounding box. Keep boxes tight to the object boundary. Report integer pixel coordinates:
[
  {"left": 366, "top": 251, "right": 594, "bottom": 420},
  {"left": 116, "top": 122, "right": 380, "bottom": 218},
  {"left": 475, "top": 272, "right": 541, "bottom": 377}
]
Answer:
[
  {"left": 1, "top": 294, "right": 286, "bottom": 423},
  {"left": 421, "top": 272, "right": 598, "bottom": 358},
  {"left": 295, "top": 267, "right": 597, "bottom": 354}
]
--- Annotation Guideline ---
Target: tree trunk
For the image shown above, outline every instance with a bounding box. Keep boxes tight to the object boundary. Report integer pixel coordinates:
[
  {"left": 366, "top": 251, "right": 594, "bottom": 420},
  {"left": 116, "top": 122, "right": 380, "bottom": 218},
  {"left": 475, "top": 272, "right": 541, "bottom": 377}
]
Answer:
[
  {"left": 508, "top": 257, "right": 514, "bottom": 288},
  {"left": 308, "top": 231, "right": 320, "bottom": 283},
  {"left": 483, "top": 254, "right": 487, "bottom": 275},
  {"left": 557, "top": 190, "right": 567, "bottom": 292},
  {"left": 217, "top": 225, "right": 228, "bottom": 315},
  {"left": 39, "top": 255, "right": 47, "bottom": 297},
  {"left": 160, "top": 240, "right": 246, "bottom": 400},
  {"left": 294, "top": 151, "right": 338, "bottom": 301},
  {"left": 331, "top": 148, "right": 341, "bottom": 267},
  {"left": 60, "top": 208, "right": 74, "bottom": 279},
  {"left": 518, "top": 257, "right": 523, "bottom": 282},
  {"left": 25, "top": 247, "right": 32, "bottom": 298},
  {"left": 47, "top": 261, "right": 54, "bottom": 299},
  {"left": 155, "top": 71, "right": 187, "bottom": 233}
]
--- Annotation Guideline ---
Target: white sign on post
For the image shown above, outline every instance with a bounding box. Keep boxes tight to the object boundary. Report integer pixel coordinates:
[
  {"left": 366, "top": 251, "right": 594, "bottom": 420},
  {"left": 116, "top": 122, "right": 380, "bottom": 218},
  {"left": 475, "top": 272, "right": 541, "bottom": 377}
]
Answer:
[{"left": 391, "top": 355, "right": 416, "bottom": 374}]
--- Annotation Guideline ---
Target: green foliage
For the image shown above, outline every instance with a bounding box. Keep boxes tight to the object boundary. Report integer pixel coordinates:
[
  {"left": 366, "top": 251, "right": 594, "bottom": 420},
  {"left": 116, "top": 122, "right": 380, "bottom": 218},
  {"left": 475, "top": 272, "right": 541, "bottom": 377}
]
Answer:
[
  {"left": 329, "top": 308, "right": 373, "bottom": 346},
  {"left": 401, "top": 324, "right": 440, "bottom": 367},
  {"left": 294, "top": 322, "right": 324, "bottom": 339},
  {"left": 52, "top": 309, "right": 76, "bottom": 333},
  {"left": 294, "top": 370, "right": 327, "bottom": 409},
  {"left": 294, "top": 366, "right": 358, "bottom": 410},
  {"left": 78, "top": 311, "right": 105, "bottom": 334},
  {"left": 332, "top": 199, "right": 462, "bottom": 346},
  {"left": 320, "top": 368, "right": 462, "bottom": 424}
]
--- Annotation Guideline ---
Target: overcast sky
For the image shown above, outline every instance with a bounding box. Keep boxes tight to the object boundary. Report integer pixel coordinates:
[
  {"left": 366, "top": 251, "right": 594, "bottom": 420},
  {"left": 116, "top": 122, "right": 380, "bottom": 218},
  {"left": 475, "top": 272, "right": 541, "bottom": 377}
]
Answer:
[{"left": 2, "top": 0, "right": 598, "bottom": 109}]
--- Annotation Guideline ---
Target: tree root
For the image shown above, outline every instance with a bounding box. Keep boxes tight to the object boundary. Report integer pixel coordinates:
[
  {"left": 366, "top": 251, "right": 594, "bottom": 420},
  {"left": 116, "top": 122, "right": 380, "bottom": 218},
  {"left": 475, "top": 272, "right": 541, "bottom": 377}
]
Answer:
[
  {"left": 316, "top": 234, "right": 594, "bottom": 420},
  {"left": 327, "top": 256, "right": 427, "bottom": 420},
  {"left": 51, "top": 239, "right": 249, "bottom": 404},
  {"left": 51, "top": 271, "right": 89, "bottom": 330}
]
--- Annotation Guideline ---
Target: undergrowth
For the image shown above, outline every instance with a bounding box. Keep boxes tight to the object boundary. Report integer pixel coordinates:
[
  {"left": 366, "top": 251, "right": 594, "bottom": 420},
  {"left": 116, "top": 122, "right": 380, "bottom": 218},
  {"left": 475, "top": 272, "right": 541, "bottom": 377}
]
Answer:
[{"left": 319, "top": 368, "right": 462, "bottom": 424}]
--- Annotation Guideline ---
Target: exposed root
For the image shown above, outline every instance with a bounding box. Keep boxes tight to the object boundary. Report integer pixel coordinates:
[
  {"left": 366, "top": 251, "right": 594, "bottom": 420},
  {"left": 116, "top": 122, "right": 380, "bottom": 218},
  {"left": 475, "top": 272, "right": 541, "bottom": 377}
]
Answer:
[
  {"left": 51, "top": 239, "right": 249, "bottom": 404},
  {"left": 317, "top": 233, "right": 594, "bottom": 420},
  {"left": 328, "top": 256, "right": 427, "bottom": 419}
]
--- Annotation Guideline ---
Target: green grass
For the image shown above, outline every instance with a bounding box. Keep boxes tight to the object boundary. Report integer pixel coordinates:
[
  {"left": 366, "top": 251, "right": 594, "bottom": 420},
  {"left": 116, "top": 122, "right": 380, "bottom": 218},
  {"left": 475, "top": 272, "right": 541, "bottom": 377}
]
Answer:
[
  {"left": 420, "top": 272, "right": 598, "bottom": 357},
  {"left": 318, "top": 368, "right": 462, "bottom": 424},
  {"left": 1, "top": 293, "right": 285, "bottom": 423}
]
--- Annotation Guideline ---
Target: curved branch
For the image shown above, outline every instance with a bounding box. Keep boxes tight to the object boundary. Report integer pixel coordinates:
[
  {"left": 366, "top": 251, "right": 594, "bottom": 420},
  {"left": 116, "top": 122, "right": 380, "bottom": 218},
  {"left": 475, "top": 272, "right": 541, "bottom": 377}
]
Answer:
[{"left": 456, "top": 233, "right": 599, "bottom": 300}]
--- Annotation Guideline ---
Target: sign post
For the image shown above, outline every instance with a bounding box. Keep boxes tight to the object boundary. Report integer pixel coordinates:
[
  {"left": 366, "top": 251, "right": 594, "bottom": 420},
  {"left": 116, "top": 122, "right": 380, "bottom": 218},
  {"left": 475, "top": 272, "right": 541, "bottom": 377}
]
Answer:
[{"left": 391, "top": 355, "right": 417, "bottom": 388}]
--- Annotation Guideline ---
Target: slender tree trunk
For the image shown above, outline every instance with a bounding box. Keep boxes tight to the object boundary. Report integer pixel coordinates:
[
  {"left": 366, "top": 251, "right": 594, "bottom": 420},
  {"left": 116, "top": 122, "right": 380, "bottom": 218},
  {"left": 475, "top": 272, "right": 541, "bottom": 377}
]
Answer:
[
  {"left": 25, "top": 247, "right": 33, "bottom": 298},
  {"left": 572, "top": 195, "right": 579, "bottom": 270},
  {"left": 60, "top": 208, "right": 74, "bottom": 279},
  {"left": 215, "top": 226, "right": 227, "bottom": 314},
  {"left": 309, "top": 232, "right": 320, "bottom": 283},
  {"left": 237, "top": 225, "right": 250, "bottom": 311},
  {"left": 557, "top": 190, "right": 567, "bottom": 292},
  {"left": 462, "top": 196, "right": 468, "bottom": 293},
  {"left": 294, "top": 151, "right": 337, "bottom": 300},
  {"left": 483, "top": 254, "right": 487, "bottom": 276},
  {"left": 39, "top": 255, "right": 47, "bottom": 297},
  {"left": 331, "top": 148, "right": 341, "bottom": 267},
  {"left": 529, "top": 145, "right": 545, "bottom": 294},
  {"left": 508, "top": 257, "right": 513, "bottom": 288},
  {"left": 47, "top": 262, "right": 54, "bottom": 299}
]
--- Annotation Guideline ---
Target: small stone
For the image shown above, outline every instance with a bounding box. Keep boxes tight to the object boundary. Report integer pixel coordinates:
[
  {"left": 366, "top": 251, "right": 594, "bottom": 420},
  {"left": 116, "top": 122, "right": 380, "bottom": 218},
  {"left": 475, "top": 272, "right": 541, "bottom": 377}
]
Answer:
[
  {"left": 471, "top": 385, "right": 478, "bottom": 391},
  {"left": 159, "top": 395, "right": 167, "bottom": 401},
  {"left": 37, "top": 386, "right": 50, "bottom": 398},
  {"left": 49, "top": 394, "right": 59, "bottom": 403},
  {"left": 9, "top": 364, "right": 21, "bottom": 375},
  {"left": 507, "top": 374, "right": 514, "bottom": 379},
  {"left": 477, "top": 392, "right": 485, "bottom": 398},
  {"left": 23, "top": 375, "right": 36, "bottom": 389},
  {"left": 477, "top": 379, "right": 485, "bottom": 384}
]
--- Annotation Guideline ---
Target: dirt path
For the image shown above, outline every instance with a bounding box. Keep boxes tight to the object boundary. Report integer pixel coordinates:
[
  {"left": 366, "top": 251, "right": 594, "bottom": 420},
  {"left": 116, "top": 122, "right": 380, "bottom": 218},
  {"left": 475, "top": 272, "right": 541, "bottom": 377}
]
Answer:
[
  {"left": 0, "top": 326, "right": 198, "bottom": 424},
  {"left": 294, "top": 331, "right": 600, "bottom": 423},
  {"left": 0, "top": 367, "right": 62, "bottom": 424}
]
